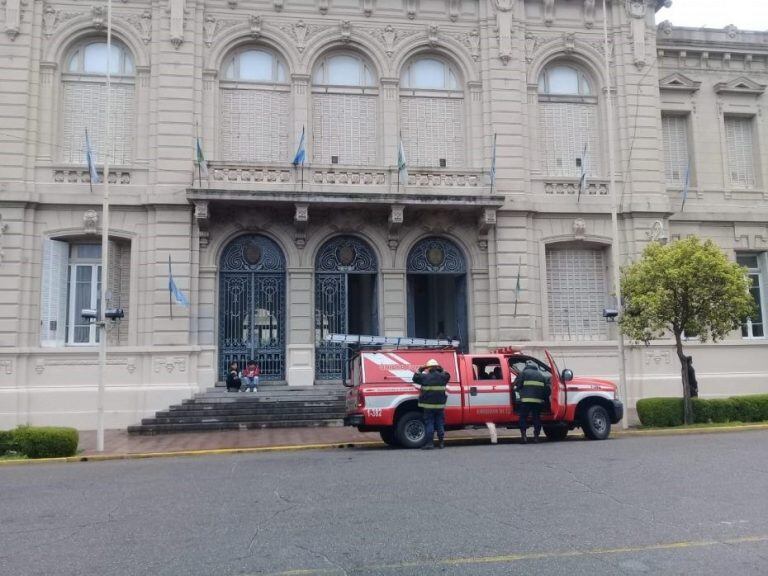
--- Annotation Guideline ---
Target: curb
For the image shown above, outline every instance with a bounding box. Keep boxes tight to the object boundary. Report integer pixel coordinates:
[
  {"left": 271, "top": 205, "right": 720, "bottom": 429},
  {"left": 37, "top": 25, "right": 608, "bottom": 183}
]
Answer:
[{"left": 2, "top": 423, "right": 767, "bottom": 467}]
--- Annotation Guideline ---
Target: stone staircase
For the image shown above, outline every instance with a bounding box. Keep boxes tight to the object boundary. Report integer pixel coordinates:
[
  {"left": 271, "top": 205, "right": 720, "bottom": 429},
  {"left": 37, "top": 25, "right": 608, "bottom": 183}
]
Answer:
[{"left": 127, "top": 383, "right": 348, "bottom": 434}]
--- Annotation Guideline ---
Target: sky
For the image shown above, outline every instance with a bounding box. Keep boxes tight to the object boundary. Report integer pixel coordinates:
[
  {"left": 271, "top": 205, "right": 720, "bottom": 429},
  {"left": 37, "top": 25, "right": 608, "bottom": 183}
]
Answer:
[{"left": 658, "top": 0, "right": 768, "bottom": 31}]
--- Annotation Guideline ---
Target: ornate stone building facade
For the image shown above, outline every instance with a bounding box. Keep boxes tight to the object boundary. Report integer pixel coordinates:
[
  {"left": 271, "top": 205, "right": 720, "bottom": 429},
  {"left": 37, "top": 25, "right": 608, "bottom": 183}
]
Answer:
[{"left": 1, "top": 0, "right": 766, "bottom": 429}]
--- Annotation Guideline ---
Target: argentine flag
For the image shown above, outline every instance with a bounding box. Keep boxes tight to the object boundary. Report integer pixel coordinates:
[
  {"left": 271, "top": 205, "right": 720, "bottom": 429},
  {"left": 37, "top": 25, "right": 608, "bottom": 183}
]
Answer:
[
  {"left": 168, "top": 256, "right": 190, "bottom": 308},
  {"left": 292, "top": 126, "right": 306, "bottom": 167},
  {"left": 85, "top": 129, "right": 100, "bottom": 184}
]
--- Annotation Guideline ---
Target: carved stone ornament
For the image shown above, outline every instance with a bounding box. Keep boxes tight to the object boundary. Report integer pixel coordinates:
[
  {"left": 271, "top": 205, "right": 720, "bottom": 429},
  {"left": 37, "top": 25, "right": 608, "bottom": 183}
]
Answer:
[
  {"left": 319, "top": 0, "right": 329, "bottom": 15},
  {"left": 658, "top": 19, "right": 673, "bottom": 36},
  {"left": 92, "top": 5, "right": 105, "bottom": 29},
  {"left": 294, "top": 204, "right": 309, "bottom": 249},
  {"left": 169, "top": 0, "right": 185, "bottom": 49},
  {"left": 194, "top": 201, "right": 209, "bottom": 248},
  {"left": 250, "top": 14, "right": 261, "bottom": 37},
  {"left": 405, "top": 0, "right": 416, "bottom": 20},
  {"left": 203, "top": 14, "right": 216, "bottom": 47},
  {"left": 584, "top": 0, "right": 595, "bottom": 28},
  {"left": 83, "top": 210, "right": 99, "bottom": 235},
  {"left": 427, "top": 25, "right": 439, "bottom": 47},
  {"left": 362, "top": 0, "right": 373, "bottom": 17},
  {"left": 626, "top": 0, "right": 646, "bottom": 68},
  {"left": 42, "top": 4, "right": 57, "bottom": 37},
  {"left": 494, "top": 0, "right": 514, "bottom": 64},
  {"left": 228, "top": 0, "right": 237, "bottom": 7},
  {"left": 273, "top": 0, "right": 283, "bottom": 11},
  {"left": 139, "top": 10, "right": 151, "bottom": 43},
  {"left": 340, "top": 20, "right": 352, "bottom": 43},
  {"left": 543, "top": 0, "right": 554, "bottom": 26},
  {"left": 4, "top": 0, "right": 21, "bottom": 40},
  {"left": 468, "top": 29, "right": 480, "bottom": 61},
  {"left": 388, "top": 204, "right": 404, "bottom": 250},
  {"left": 573, "top": 218, "right": 586, "bottom": 240},
  {"left": 380, "top": 25, "right": 397, "bottom": 56},
  {"left": 448, "top": 0, "right": 460, "bottom": 22},
  {"left": 563, "top": 32, "right": 576, "bottom": 53},
  {"left": 293, "top": 20, "right": 308, "bottom": 52},
  {"left": 724, "top": 24, "right": 738, "bottom": 38},
  {"left": 0, "top": 213, "right": 7, "bottom": 262}
]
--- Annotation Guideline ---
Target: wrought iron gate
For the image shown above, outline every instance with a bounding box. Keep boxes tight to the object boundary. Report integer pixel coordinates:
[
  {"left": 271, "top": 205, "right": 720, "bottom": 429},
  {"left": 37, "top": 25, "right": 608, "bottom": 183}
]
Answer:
[
  {"left": 219, "top": 235, "right": 285, "bottom": 380},
  {"left": 315, "top": 236, "right": 378, "bottom": 381}
]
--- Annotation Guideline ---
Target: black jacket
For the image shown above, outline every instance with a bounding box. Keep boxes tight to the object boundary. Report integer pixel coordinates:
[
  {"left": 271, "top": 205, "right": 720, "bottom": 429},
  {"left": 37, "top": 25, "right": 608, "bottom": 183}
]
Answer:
[
  {"left": 514, "top": 365, "right": 551, "bottom": 405},
  {"left": 412, "top": 367, "right": 450, "bottom": 409}
]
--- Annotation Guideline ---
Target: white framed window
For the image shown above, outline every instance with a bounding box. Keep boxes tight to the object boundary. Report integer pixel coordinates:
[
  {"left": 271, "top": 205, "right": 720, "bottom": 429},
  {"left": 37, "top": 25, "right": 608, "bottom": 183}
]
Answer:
[
  {"left": 661, "top": 114, "right": 691, "bottom": 186},
  {"left": 40, "top": 239, "right": 130, "bottom": 347},
  {"left": 220, "top": 47, "right": 290, "bottom": 163},
  {"left": 60, "top": 40, "right": 135, "bottom": 166},
  {"left": 546, "top": 245, "right": 609, "bottom": 341},
  {"left": 399, "top": 57, "right": 464, "bottom": 168},
  {"left": 538, "top": 62, "right": 600, "bottom": 178},
  {"left": 725, "top": 116, "right": 756, "bottom": 188},
  {"left": 312, "top": 52, "right": 378, "bottom": 165},
  {"left": 738, "top": 253, "right": 766, "bottom": 339}
]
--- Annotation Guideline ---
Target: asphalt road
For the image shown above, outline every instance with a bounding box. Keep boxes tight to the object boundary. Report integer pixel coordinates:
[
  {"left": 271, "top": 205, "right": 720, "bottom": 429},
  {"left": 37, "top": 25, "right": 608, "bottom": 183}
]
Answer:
[{"left": 2, "top": 431, "right": 768, "bottom": 576}]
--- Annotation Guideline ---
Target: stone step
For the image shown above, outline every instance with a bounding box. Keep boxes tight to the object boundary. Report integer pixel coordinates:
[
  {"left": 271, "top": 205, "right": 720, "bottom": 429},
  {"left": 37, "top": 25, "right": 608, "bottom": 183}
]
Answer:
[
  {"left": 164, "top": 403, "right": 344, "bottom": 416},
  {"left": 127, "top": 419, "right": 344, "bottom": 435},
  {"left": 142, "top": 410, "right": 344, "bottom": 426},
  {"left": 182, "top": 396, "right": 346, "bottom": 405}
]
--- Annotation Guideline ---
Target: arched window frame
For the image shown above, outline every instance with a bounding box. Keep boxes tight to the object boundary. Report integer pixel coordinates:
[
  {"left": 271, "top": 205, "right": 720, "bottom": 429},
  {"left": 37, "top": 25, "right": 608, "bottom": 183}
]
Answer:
[
  {"left": 398, "top": 54, "right": 466, "bottom": 168},
  {"left": 59, "top": 38, "right": 137, "bottom": 166},
  {"left": 535, "top": 59, "right": 602, "bottom": 178},
  {"left": 312, "top": 51, "right": 378, "bottom": 94},
  {"left": 220, "top": 47, "right": 289, "bottom": 87},
  {"left": 217, "top": 45, "right": 292, "bottom": 164}
]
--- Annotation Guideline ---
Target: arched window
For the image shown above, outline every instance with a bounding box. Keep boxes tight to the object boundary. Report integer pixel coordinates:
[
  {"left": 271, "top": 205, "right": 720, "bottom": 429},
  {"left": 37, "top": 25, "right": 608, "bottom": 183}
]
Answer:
[
  {"left": 399, "top": 56, "right": 465, "bottom": 168},
  {"left": 537, "top": 61, "right": 600, "bottom": 177},
  {"left": 61, "top": 39, "right": 135, "bottom": 166},
  {"left": 219, "top": 47, "right": 290, "bottom": 163},
  {"left": 311, "top": 52, "right": 378, "bottom": 166}
]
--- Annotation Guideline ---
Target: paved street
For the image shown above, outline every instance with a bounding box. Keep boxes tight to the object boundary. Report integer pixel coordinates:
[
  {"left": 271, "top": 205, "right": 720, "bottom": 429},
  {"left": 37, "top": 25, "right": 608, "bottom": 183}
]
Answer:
[{"left": 2, "top": 430, "right": 768, "bottom": 576}]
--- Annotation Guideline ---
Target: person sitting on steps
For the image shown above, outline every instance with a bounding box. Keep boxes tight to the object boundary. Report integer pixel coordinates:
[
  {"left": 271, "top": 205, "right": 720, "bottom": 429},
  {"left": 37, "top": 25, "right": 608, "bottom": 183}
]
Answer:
[{"left": 226, "top": 362, "right": 241, "bottom": 393}]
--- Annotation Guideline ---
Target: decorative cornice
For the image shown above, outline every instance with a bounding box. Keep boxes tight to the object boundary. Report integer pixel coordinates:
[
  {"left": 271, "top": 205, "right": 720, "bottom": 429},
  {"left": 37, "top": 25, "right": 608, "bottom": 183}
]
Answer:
[
  {"left": 659, "top": 72, "right": 701, "bottom": 93},
  {"left": 714, "top": 76, "right": 766, "bottom": 96}
]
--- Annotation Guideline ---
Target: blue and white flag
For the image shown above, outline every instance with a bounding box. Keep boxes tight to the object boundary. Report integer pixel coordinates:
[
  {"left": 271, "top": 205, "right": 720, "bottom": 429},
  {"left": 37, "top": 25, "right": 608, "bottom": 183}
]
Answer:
[
  {"left": 292, "top": 126, "right": 306, "bottom": 167},
  {"left": 85, "top": 129, "right": 100, "bottom": 184},
  {"left": 577, "top": 143, "right": 588, "bottom": 202},
  {"left": 489, "top": 133, "right": 497, "bottom": 189},
  {"left": 168, "top": 256, "right": 190, "bottom": 308},
  {"left": 680, "top": 160, "right": 691, "bottom": 212},
  {"left": 397, "top": 138, "right": 408, "bottom": 185}
]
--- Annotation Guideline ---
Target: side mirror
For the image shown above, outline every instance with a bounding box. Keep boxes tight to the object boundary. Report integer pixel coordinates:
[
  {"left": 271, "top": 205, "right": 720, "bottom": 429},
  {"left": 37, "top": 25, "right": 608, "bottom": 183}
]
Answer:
[{"left": 561, "top": 368, "right": 574, "bottom": 382}]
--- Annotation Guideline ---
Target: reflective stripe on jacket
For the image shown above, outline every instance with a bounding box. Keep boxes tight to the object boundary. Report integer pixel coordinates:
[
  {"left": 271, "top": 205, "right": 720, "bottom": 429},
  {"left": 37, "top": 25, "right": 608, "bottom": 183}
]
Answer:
[
  {"left": 515, "top": 366, "right": 551, "bottom": 405},
  {"left": 412, "top": 368, "right": 450, "bottom": 409}
]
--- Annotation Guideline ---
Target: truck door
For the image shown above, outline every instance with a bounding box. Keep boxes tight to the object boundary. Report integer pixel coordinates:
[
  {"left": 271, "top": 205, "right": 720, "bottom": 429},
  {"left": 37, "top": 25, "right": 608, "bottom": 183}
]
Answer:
[
  {"left": 544, "top": 350, "right": 567, "bottom": 420},
  {"left": 464, "top": 356, "right": 513, "bottom": 425}
]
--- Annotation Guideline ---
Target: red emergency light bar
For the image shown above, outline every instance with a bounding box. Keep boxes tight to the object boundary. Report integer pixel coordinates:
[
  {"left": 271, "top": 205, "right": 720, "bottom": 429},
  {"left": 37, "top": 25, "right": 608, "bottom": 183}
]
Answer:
[{"left": 492, "top": 346, "right": 524, "bottom": 355}]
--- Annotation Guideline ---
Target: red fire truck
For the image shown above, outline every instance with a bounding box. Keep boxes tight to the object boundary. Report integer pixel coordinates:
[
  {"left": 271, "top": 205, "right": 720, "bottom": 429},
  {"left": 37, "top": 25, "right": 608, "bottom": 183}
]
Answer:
[{"left": 342, "top": 345, "right": 623, "bottom": 448}]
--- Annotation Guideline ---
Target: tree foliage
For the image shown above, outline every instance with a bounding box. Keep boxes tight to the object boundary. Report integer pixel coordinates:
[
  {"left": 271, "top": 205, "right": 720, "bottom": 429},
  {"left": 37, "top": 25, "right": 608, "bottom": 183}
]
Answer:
[
  {"left": 620, "top": 237, "right": 754, "bottom": 344},
  {"left": 619, "top": 236, "right": 755, "bottom": 423}
]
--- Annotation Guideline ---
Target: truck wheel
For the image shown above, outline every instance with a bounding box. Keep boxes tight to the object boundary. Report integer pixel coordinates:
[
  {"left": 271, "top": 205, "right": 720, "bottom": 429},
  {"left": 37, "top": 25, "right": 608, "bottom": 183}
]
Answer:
[
  {"left": 395, "top": 411, "right": 426, "bottom": 449},
  {"left": 543, "top": 426, "right": 568, "bottom": 441},
  {"left": 379, "top": 429, "right": 398, "bottom": 447},
  {"left": 582, "top": 405, "right": 611, "bottom": 440}
]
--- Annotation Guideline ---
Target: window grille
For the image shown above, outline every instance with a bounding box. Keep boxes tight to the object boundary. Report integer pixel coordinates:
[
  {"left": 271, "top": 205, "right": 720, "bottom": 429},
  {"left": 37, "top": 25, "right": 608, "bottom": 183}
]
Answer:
[
  {"left": 725, "top": 117, "right": 756, "bottom": 188},
  {"left": 539, "top": 102, "right": 599, "bottom": 177},
  {"left": 662, "top": 114, "right": 690, "bottom": 185},
  {"left": 312, "top": 93, "right": 378, "bottom": 165},
  {"left": 399, "top": 96, "right": 465, "bottom": 167},
  {"left": 546, "top": 246, "right": 609, "bottom": 341},
  {"left": 220, "top": 89, "right": 289, "bottom": 162}
]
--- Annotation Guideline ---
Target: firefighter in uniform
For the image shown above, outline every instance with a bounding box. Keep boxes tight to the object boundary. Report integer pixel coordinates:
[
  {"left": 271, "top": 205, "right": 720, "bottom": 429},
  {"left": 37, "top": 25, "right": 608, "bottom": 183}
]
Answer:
[
  {"left": 412, "top": 358, "right": 451, "bottom": 450},
  {"left": 514, "top": 360, "right": 551, "bottom": 443}
]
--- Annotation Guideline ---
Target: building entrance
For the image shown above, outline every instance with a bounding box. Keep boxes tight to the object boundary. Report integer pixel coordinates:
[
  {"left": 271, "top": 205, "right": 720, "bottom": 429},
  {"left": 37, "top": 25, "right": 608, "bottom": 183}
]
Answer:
[
  {"left": 407, "top": 237, "right": 468, "bottom": 351},
  {"left": 315, "top": 236, "right": 378, "bottom": 380},
  {"left": 218, "top": 234, "right": 286, "bottom": 380}
]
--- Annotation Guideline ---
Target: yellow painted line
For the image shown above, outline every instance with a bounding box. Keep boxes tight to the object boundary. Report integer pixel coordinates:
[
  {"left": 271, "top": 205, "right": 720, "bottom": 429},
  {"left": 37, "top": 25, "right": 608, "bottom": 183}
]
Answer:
[{"left": 263, "top": 534, "right": 768, "bottom": 575}]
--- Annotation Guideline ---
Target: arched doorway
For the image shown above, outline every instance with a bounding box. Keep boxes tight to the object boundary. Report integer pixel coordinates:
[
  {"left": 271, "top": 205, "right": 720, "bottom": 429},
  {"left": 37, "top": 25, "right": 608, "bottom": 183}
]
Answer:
[
  {"left": 219, "top": 234, "right": 286, "bottom": 380},
  {"left": 407, "top": 237, "right": 468, "bottom": 351},
  {"left": 315, "top": 235, "right": 378, "bottom": 380}
]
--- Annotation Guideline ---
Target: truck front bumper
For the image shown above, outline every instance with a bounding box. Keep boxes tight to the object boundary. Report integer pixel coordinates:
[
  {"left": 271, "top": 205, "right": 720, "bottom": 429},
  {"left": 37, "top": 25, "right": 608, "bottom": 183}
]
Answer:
[
  {"left": 611, "top": 400, "right": 624, "bottom": 424},
  {"left": 343, "top": 414, "right": 365, "bottom": 427}
]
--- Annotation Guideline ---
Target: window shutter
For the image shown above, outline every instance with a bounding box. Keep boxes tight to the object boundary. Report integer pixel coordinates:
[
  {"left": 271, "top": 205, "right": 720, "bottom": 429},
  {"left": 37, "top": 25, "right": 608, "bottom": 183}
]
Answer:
[
  {"left": 40, "top": 239, "right": 69, "bottom": 347},
  {"left": 220, "top": 88, "right": 289, "bottom": 162},
  {"left": 312, "top": 93, "right": 378, "bottom": 165},
  {"left": 399, "top": 96, "right": 465, "bottom": 167},
  {"left": 61, "top": 81, "right": 135, "bottom": 165},
  {"left": 661, "top": 115, "right": 689, "bottom": 185},
  {"left": 725, "top": 117, "right": 755, "bottom": 188},
  {"left": 539, "top": 102, "right": 600, "bottom": 177},
  {"left": 546, "top": 246, "right": 608, "bottom": 341}
]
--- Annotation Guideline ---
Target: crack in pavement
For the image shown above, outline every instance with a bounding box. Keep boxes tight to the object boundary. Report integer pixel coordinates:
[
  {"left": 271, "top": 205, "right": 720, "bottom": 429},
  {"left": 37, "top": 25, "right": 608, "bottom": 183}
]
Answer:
[{"left": 293, "top": 543, "right": 350, "bottom": 576}]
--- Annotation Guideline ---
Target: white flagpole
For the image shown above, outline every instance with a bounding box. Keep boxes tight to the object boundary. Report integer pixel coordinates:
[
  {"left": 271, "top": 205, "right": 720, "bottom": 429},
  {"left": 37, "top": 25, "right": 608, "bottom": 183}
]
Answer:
[
  {"left": 97, "top": 0, "right": 113, "bottom": 452},
  {"left": 602, "top": 0, "right": 627, "bottom": 429}
]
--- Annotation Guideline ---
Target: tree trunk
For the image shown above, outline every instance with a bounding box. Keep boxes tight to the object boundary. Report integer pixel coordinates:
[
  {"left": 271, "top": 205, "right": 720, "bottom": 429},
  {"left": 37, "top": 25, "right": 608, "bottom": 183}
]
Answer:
[{"left": 674, "top": 331, "right": 692, "bottom": 425}]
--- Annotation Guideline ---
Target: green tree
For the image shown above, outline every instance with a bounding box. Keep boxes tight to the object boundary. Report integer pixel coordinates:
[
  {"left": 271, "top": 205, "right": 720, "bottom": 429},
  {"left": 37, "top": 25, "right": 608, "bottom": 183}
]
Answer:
[{"left": 619, "top": 236, "right": 755, "bottom": 424}]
